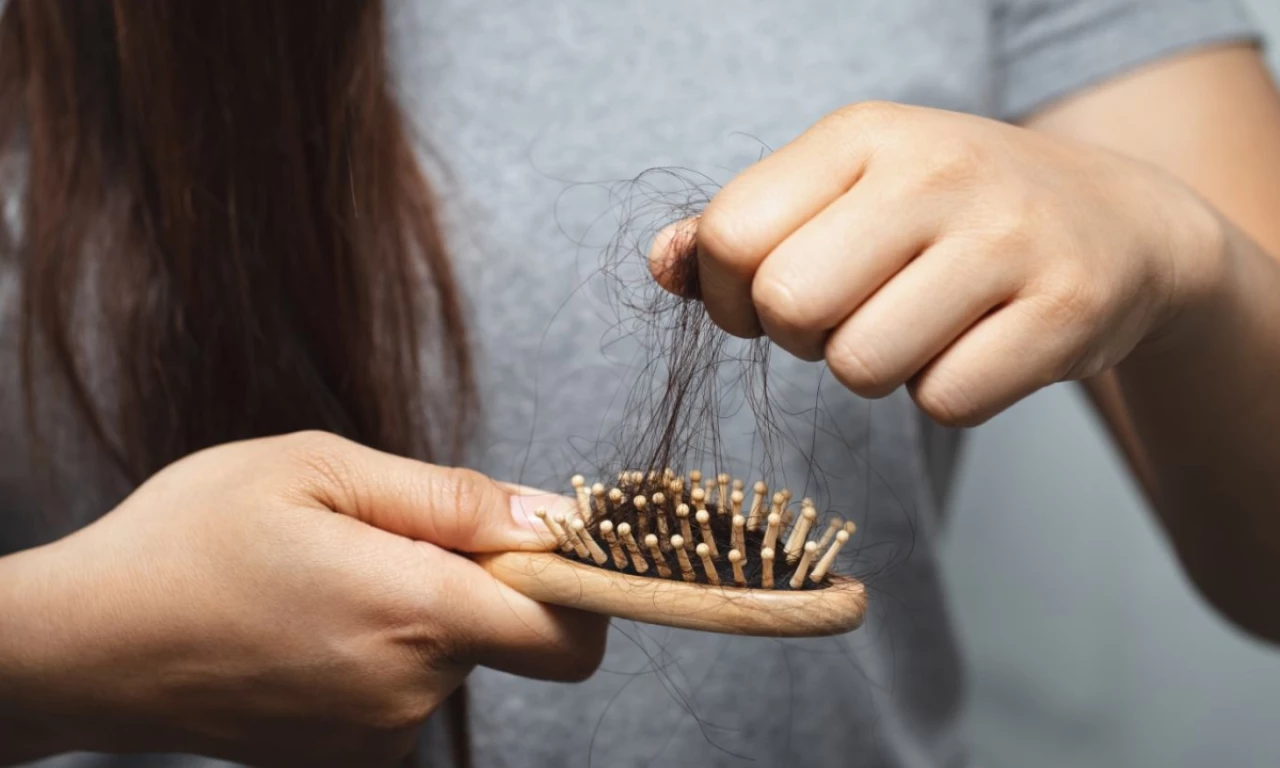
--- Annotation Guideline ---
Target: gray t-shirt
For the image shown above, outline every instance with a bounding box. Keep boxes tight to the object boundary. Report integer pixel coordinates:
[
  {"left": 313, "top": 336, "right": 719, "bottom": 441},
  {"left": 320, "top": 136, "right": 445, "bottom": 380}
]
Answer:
[{"left": 1, "top": 1, "right": 1260, "bottom": 766}]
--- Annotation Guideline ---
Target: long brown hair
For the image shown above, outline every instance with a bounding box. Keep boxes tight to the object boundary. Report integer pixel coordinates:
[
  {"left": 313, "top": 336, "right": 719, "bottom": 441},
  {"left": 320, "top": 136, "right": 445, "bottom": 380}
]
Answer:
[{"left": 0, "top": 0, "right": 473, "bottom": 484}]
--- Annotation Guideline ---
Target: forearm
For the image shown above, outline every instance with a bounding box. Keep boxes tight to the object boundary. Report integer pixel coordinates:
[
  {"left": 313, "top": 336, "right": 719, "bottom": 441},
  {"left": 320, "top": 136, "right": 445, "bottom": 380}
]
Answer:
[
  {"left": 1111, "top": 221, "right": 1280, "bottom": 641},
  {"left": 0, "top": 546, "right": 82, "bottom": 763}
]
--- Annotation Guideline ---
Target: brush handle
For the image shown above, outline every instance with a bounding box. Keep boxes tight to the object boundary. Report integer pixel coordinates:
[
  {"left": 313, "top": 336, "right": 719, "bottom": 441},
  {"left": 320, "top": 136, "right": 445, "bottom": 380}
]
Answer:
[{"left": 474, "top": 550, "right": 867, "bottom": 637}]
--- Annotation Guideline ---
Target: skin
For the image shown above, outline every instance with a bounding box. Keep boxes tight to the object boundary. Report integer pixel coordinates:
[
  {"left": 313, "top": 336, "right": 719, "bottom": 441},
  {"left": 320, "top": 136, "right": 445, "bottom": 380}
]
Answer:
[
  {"left": 0, "top": 432, "right": 606, "bottom": 766},
  {"left": 651, "top": 44, "right": 1280, "bottom": 642}
]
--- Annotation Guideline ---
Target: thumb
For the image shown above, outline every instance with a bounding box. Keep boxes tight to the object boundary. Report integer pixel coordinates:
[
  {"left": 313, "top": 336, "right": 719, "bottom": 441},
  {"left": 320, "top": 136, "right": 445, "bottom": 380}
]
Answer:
[
  {"left": 648, "top": 217, "right": 702, "bottom": 298},
  {"left": 285, "top": 432, "right": 572, "bottom": 553}
]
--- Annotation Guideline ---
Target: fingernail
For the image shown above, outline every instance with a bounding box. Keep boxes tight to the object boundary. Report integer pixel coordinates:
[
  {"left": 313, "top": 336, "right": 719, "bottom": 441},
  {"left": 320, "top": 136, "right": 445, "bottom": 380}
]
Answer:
[{"left": 509, "top": 489, "right": 577, "bottom": 542}]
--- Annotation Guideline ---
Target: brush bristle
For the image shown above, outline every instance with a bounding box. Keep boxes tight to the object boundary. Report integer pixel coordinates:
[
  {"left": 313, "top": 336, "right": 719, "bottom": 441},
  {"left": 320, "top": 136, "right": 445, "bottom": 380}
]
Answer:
[{"left": 533, "top": 470, "right": 854, "bottom": 590}]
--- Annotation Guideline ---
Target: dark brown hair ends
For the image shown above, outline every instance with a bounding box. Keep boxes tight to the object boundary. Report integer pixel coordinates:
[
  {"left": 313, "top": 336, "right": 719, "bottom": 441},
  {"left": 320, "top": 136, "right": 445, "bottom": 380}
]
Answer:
[{"left": 0, "top": 0, "right": 474, "bottom": 484}]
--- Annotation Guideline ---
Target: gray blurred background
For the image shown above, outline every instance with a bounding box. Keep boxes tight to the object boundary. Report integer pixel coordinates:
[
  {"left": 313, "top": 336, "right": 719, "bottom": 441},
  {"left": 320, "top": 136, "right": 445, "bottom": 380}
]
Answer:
[{"left": 942, "top": 4, "right": 1280, "bottom": 765}]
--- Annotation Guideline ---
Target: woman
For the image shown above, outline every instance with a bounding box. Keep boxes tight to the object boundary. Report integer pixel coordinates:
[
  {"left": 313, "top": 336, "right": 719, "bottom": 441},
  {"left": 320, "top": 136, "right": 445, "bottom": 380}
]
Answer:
[{"left": 2, "top": 0, "right": 1278, "bottom": 766}]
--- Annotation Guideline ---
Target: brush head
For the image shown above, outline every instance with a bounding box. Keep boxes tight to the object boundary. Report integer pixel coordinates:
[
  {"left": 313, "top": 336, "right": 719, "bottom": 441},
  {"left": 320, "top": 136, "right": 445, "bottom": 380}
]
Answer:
[{"left": 479, "top": 470, "right": 866, "bottom": 637}]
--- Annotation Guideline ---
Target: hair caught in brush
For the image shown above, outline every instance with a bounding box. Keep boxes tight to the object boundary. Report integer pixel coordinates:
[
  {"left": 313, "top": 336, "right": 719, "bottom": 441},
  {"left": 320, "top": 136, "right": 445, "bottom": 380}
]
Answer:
[{"left": 532, "top": 168, "right": 868, "bottom": 596}]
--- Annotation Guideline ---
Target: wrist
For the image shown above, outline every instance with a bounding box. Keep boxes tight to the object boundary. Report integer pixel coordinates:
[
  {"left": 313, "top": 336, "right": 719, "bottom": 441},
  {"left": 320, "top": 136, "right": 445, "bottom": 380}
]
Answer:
[
  {"left": 0, "top": 544, "right": 97, "bottom": 760},
  {"left": 1134, "top": 185, "right": 1234, "bottom": 360},
  {"left": 0, "top": 533, "right": 169, "bottom": 760}
]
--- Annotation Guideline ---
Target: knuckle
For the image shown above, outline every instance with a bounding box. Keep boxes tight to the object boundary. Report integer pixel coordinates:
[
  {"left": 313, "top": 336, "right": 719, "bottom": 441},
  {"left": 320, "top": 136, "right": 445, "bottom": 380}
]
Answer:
[
  {"left": 832, "top": 99, "right": 904, "bottom": 127},
  {"left": 751, "top": 271, "right": 813, "bottom": 333},
  {"left": 912, "top": 373, "right": 986, "bottom": 428},
  {"left": 695, "top": 203, "right": 757, "bottom": 272},
  {"left": 827, "top": 331, "right": 898, "bottom": 397},
  {"left": 431, "top": 466, "right": 491, "bottom": 542},
  {"left": 1035, "top": 268, "right": 1103, "bottom": 328},
  {"left": 280, "top": 431, "right": 356, "bottom": 495},
  {"left": 914, "top": 136, "right": 985, "bottom": 190}
]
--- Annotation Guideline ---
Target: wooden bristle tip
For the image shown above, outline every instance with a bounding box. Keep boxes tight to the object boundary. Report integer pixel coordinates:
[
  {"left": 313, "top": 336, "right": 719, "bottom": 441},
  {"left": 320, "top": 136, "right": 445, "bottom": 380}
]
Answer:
[
  {"left": 811, "top": 529, "right": 849, "bottom": 583},
  {"left": 817, "top": 517, "right": 842, "bottom": 550},
  {"left": 676, "top": 503, "right": 693, "bottom": 543},
  {"left": 728, "top": 548, "right": 747, "bottom": 587},
  {"left": 573, "top": 517, "right": 609, "bottom": 566},
  {"left": 633, "top": 494, "right": 650, "bottom": 538},
  {"left": 696, "top": 542, "right": 721, "bottom": 585},
  {"left": 695, "top": 509, "right": 718, "bottom": 557},
  {"left": 731, "top": 514, "right": 745, "bottom": 556},
  {"left": 761, "top": 547, "right": 775, "bottom": 589},
  {"left": 599, "top": 520, "right": 628, "bottom": 569},
  {"left": 763, "top": 512, "right": 782, "bottom": 553},
  {"left": 790, "top": 541, "right": 819, "bottom": 589},
  {"left": 538, "top": 508, "right": 572, "bottom": 554},
  {"left": 654, "top": 493, "right": 671, "bottom": 539},
  {"left": 645, "top": 533, "right": 672, "bottom": 578},
  {"left": 770, "top": 492, "right": 785, "bottom": 519},
  {"left": 671, "top": 535, "right": 696, "bottom": 582},
  {"left": 785, "top": 505, "right": 817, "bottom": 562},
  {"left": 747, "top": 481, "right": 768, "bottom": 531},
  {"left": 566, "top": 517, "right": 592, "bottom": 560},
  {"left": 618, "top": 522, "right": 648, "bottom": 574}
]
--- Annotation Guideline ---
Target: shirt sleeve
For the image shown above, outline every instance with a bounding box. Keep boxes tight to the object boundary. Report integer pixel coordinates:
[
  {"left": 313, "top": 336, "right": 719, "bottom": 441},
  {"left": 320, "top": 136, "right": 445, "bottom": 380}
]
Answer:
[{"left": 995, "top": 0, "right": 1265, "bottom": 121}]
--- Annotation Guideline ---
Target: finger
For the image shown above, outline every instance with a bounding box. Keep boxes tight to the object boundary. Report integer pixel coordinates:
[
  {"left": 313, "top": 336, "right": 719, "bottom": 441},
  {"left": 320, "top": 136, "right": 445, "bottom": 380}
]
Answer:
[
  {"left": 430, "top": 553, "right": 608, "bottom": 683},
  {"left": 750, "top": 171, "right": 941, "bottom": 360},
  {"left": 648, "top": 217, "right": 701, "bottom": 297},
  {"left": 908, "top": 299, "right": 1078, "bottom": 427},
  {"left": 691, "top": 106, "right": 888, "bottom": 337},
  {"left": 281, "top": 432, "right": 571, "bottom": 553},
  {"left": 824, "top": 237, "right": 1023, "bottom": 397}
]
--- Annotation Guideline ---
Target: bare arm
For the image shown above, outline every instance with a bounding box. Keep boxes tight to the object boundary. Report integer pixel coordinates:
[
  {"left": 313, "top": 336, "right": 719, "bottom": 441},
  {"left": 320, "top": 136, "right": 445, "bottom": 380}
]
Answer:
[{"left": 1026, "top": 45, "right": 1280, "bottom": 639}]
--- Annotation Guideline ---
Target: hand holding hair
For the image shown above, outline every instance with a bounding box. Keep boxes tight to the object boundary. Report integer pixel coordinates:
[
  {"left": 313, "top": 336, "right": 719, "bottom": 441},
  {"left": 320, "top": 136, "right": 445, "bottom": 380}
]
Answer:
[
  {"left": 649, "top": 96, "right": 1280, "bottom": 642},
  {"left": 0, "top": 431, "right": 606, "bottom": 767},
  {"left": 650, "top": 101, "right": 1223, "bottom": 427}
]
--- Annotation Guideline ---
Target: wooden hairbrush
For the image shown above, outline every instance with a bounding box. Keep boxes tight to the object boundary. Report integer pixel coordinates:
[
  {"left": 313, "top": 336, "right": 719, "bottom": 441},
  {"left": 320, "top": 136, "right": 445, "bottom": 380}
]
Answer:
[{"left": 478, "top": 469, "right": 867, "bottom": 637}]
